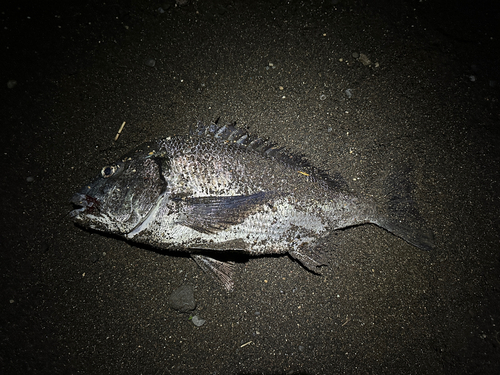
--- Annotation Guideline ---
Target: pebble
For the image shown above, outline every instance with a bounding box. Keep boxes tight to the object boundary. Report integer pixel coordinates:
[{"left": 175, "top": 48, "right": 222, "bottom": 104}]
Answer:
[
  {"left": 168, "top": 285, "right": 196, "bottom": 312},
  {"left": 144, "top": 58, "right": 156, "bottom": 67},
  {"left": 90, "top": 253, "right": 99, "bottom": 263},
  {"left": 191, "top": 315, "right": 206, "bottom": 327},
  {"left": 359, "top": 53, "right": 371, "bottom": 66},
  {"left": 26, "top": 176, "right": 34, "bottom": 182}
]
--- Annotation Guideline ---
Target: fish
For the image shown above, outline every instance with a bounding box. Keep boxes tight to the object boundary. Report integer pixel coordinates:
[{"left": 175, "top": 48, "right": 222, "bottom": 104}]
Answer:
[{"left": 70, "top": 121, "right": 435, "bottom": 290}]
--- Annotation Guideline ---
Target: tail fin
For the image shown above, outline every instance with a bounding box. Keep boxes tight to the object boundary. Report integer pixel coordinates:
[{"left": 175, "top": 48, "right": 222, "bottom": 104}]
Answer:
[{"left": 374, "top": 166, "right": 435, "bottom": 251}]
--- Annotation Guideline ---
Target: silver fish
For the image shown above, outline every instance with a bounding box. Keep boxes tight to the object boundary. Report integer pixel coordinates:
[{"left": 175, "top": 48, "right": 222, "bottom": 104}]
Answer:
[{"left": 71, "top": 121, "right": 434, "bottom": 290}]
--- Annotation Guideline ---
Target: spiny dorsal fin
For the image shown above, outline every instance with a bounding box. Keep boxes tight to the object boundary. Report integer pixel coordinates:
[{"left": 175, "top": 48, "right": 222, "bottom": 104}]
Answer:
[{"left": 193, "top": 120, "right": 300, "bottom": 162}]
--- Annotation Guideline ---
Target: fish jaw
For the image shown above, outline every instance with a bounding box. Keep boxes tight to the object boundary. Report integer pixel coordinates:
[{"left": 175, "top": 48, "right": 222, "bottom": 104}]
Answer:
[{"left": 69, "top": 193, "right": 99, "bottom": 218}]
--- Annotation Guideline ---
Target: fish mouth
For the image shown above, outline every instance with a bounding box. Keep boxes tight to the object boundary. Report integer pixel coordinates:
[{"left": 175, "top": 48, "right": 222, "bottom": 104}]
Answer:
[{"left": 69, "top": 193, "right": 99, "bottom": 217}]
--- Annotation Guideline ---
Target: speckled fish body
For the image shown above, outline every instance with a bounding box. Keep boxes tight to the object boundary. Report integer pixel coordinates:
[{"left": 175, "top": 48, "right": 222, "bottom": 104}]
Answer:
[{"left": 71, "top": 122, "right": 434, "bottom": 290}]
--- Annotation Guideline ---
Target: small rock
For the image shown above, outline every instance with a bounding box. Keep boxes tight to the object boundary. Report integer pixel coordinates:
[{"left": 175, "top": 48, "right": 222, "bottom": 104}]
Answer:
[
  {"left": 191, "top": 315, "right": 206, "bottom": 327},
  {"left": 359, "top": 53, "right": 371, "bottom": 66},
  {"left": 144, "top": 58, "right": 156, "bottom": 67},
  {"left": 90, "top": 253, "right": 99, "bottom": 263},
  {"left": 169, "top": 285, "right": 196, "bottom": 312}
]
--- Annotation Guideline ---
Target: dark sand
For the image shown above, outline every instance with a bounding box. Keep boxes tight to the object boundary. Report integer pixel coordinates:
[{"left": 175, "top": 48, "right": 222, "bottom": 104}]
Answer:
[{"left": 1, "top": 0, "right": 499, "bottom": 373}]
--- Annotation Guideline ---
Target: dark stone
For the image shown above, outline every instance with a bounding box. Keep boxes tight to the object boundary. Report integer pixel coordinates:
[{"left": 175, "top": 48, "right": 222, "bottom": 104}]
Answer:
[{"left": 168, "top": 285, "right": 196, "bottom": 312}]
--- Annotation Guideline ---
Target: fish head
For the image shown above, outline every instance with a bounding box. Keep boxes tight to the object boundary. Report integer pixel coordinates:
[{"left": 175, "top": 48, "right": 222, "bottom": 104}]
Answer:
[{"left": 70, "top": 143, "right": 168, "bottom": 235}]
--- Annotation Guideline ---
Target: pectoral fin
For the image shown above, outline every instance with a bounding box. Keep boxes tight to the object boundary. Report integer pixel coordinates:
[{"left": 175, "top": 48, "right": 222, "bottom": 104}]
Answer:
[{"left": 177, "top": 191, "right": 273, "bottom": 234}]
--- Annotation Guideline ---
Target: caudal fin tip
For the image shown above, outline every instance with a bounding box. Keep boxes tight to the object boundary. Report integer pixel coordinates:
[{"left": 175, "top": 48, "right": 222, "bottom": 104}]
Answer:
[
  {"left": 377, "top": 165, "right": 436, "bottom": 252},
  {"left": 414, "top": 229, "right": 435, "bottom": 251},
  {"left": 402, "top": 224, "right": 435, "bottom": 251},
  {"left": 378, "top": 218, "right": 436, "bottom": 252}
]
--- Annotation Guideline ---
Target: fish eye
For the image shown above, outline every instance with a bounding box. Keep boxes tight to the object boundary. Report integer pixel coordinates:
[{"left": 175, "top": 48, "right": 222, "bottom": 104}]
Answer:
[{"left": 101, "top": 165, "right": 117, "bottom": 178}]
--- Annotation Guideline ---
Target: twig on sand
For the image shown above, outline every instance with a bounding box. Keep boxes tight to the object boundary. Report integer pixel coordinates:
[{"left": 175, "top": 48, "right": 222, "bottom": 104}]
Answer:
[{"left": 114, "top": 121, "right": 126, "bottom": 141}]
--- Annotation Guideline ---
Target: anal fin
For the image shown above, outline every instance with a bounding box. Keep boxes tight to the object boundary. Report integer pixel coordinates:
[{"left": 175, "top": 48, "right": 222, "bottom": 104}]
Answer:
[{"left": 191, "top": 254, "right": 235, "bottom": 291}]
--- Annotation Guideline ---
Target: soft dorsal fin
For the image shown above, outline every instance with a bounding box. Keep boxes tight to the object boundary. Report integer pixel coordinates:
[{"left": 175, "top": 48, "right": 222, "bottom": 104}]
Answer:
[{"left": 192, "top": 120, "right": 347, "bottom": 190}]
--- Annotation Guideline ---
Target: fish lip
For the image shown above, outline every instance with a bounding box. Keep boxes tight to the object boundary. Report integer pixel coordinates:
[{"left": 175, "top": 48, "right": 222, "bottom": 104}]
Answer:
[
  {"left": 69, "top": 207, "right": 85, "bottom": 218},
  {"left": 69, "top": 193, "right": 87, "bottom": 218}
]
